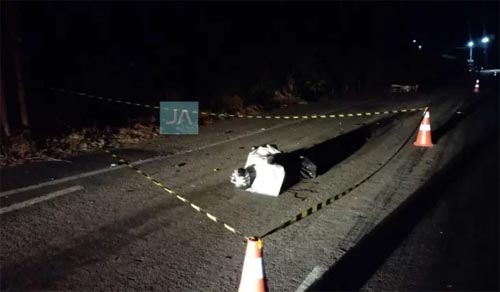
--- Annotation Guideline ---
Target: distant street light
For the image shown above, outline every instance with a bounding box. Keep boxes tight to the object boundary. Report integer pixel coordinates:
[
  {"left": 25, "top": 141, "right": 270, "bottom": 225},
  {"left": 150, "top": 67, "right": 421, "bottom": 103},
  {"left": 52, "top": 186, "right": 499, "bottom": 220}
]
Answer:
[
  {"left": 467, "top": 41, "right": 474, "bottom": 61},
  {"left": 418, "top": 45, "right": 422, "bottom": 50},
  {"left": 481, "top": 36, "right": 490, "bottom": 68},
  {"left": 413, "top": 39, "right": 417, "bottom": 43}
]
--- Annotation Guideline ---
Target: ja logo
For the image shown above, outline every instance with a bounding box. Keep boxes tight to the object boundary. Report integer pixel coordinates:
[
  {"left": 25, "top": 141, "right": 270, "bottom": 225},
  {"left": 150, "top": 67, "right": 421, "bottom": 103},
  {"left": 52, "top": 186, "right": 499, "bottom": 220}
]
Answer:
[{"left": 160, "top": 102, "right": 199, "bottom": 135}]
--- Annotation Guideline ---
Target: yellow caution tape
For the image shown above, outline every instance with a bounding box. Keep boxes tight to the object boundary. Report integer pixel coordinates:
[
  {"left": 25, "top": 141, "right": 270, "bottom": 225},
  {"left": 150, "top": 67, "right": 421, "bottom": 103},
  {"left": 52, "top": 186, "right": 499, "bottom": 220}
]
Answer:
[
  {"left": 52, "top": 87, "right": 425, "bottom": 120},
  {"left": 101, "top": 100, "right": 426, "bottom": 241},
  {"left": 258, "top": 111, "right": 425, "bottom": 239},
  {"left": 258, "top": 188, "right": 352, "bottom": 239},
  {"left": 257, "top": 238, "right": 263, "bottom": 250},
  {"left": 103, "top": 148, "right": 249, "bottom": 239}
]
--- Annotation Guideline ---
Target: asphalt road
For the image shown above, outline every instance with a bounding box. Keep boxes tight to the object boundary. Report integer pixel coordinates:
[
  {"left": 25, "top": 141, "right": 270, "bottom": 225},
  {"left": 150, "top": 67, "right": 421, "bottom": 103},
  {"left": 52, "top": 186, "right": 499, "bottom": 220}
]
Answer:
[
  {"left": 0, "top": 86, "right": 496, "bottom": 291},
  {"left": 360, "top": 133, "right": 499, "bottom": 292}
]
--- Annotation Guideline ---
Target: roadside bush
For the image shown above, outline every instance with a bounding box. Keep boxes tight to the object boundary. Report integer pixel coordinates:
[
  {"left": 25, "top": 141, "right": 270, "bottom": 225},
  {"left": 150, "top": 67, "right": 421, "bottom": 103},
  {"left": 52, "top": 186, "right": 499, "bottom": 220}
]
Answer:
[
  {"left": 270, "top": 77, "right": 306, "bottom": 107},
  {"left": 219, "top": 93, "right": 246, "bottom": 113}
]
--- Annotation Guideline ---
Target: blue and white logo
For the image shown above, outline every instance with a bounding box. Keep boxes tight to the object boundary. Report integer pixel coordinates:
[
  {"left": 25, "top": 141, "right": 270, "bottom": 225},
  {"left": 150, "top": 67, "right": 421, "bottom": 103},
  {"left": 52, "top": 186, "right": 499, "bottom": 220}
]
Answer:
[{"left": 160, "top": 102, "right": 199, "bottom": 135}]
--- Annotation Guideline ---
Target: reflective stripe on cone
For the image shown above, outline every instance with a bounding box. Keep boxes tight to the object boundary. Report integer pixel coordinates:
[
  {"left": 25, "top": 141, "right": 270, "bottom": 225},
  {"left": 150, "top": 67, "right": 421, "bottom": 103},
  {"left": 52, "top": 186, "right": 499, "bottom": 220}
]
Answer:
[
  {"left": 414, "top": 107, "right": 434, "bottom": 147},
  {"left": 239, "top": 238, "right": 267, "bottom": 292}
]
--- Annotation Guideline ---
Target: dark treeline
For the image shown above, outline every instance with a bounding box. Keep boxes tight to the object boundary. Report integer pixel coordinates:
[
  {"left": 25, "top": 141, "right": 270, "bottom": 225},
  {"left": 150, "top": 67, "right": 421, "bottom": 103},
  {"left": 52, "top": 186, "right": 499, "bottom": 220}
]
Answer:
[
  {"left": 7, "top": 4, "right": 464, "bottom": 98},
  {"left": 1, "top": 2, "right": 498, "bottom": 134}
]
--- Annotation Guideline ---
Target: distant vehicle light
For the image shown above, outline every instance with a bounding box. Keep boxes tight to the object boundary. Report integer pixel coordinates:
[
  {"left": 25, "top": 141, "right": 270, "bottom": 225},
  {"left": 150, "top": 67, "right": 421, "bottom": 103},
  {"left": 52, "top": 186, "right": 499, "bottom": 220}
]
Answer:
[
  {"left": 418, "top": 45, "right": 422, "bottom": 50},
  {"left": 413, "top": 39, "right": 416, "bottom": 43},
  {"left": 481, "top": 37, "right": 490, "bottom": 43}
]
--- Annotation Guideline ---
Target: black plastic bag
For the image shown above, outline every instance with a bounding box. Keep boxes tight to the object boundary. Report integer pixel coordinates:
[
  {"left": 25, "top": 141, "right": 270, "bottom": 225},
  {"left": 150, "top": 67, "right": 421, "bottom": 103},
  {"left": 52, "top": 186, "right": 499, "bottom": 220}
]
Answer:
[{"left": 300, "top": 156, "right": 317, "bottom": 179}]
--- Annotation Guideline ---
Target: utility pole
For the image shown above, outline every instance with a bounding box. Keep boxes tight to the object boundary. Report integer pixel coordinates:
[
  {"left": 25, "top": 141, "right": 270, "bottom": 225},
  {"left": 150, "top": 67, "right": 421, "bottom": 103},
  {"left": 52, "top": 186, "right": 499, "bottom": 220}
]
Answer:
[
  {"left": 0, "top": 79, "right": 10, "bottom": 137},
  {"left": 6, "top": 3, "right": 29, "bottom": 129}
]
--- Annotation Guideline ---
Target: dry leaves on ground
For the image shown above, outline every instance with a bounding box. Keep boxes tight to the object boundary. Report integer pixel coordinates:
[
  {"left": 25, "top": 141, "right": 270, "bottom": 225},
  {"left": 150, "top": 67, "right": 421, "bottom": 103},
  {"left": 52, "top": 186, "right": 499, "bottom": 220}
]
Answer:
[{"left": 0, "top": 121, "right": 161, "bottom": 167}]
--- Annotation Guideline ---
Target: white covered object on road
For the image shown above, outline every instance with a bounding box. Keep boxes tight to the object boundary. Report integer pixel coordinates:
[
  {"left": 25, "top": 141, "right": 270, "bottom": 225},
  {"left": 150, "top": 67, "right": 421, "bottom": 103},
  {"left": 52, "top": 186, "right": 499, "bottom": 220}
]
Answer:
[
  {"left": 244, "top": 144, "right": 285, "bottom": 196},
  {"left": 230, "top": 144, "right": 285, "bottom": 197}
]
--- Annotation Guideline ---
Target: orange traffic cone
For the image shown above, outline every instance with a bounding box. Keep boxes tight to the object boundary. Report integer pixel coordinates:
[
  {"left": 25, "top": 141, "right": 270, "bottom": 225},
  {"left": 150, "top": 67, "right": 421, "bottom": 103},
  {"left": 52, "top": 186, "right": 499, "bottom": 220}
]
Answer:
[
  {"left": 239, "top": 237, "right": 267, "bottom": 292},
  {"left": 473, "top": 83, "right": 480, "bottom": 93},
  {"left": 413, "top": 107, "right": 433, "bottom": 147}
]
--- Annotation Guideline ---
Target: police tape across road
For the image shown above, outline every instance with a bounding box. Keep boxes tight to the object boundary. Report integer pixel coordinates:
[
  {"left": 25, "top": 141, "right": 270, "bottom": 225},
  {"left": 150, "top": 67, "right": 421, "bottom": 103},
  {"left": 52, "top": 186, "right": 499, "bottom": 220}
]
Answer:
[
  {"left": 50, "top": 87, "right": 426, "bottom": 120},
  {"left": 258, "top": 108, "right": 426, "bottom": 238},
  {"left": 102, "top": 148, "right": 251, "bottom": 240},
  {"left": 103, "top": 108, "right": 426, "bottom": 242}
]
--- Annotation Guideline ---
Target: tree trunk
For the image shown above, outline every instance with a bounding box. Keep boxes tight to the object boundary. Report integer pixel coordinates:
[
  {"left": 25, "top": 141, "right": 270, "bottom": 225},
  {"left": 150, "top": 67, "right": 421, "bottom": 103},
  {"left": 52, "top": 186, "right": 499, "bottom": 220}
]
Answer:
[
  {"left": 6, "top": 4, "right": 29, "bottom": 128},
  {"left": 0, "top": 78, "right": 10, "bottom": 137}
]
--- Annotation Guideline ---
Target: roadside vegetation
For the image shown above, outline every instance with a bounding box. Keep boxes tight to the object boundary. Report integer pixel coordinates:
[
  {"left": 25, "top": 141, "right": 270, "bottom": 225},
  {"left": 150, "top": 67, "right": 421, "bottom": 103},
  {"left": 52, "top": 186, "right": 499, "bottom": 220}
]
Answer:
[{"left": 0, "top": 74, "right": 333, "bottom": 166}]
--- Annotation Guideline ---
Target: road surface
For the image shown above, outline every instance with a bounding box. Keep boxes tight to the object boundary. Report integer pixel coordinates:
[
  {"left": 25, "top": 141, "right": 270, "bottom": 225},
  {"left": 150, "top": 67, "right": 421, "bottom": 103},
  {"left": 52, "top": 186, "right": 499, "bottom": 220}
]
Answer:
[
  {"left": 1, "top": 86, "right": 497, "bottom": 291},
  {"left": 360, "top": 134, "right": 499, "bottom": 291}
]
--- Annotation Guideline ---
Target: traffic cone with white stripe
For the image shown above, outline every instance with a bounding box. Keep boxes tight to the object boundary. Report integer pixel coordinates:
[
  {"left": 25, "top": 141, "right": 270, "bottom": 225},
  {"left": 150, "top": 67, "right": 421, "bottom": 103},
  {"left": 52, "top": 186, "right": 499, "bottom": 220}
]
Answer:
[
  {"left": 473, "top": 79, "right": 480, "bottom": 93},
  {"left": 239, "top": 237, "right": 267, "bottom": 292},
  {"left": 413, "top": 107, "right": 433, "bottom": 147}
]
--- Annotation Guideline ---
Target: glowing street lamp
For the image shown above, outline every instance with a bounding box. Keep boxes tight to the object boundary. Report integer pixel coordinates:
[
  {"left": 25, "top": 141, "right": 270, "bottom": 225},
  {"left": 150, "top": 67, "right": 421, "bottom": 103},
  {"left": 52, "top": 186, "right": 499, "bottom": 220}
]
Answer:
[
  {"left": 467, "top": 41, "right": 474, "bottom": 61},
  {"left": 481, "top": 36, "right": 490, "bottom": 68}
]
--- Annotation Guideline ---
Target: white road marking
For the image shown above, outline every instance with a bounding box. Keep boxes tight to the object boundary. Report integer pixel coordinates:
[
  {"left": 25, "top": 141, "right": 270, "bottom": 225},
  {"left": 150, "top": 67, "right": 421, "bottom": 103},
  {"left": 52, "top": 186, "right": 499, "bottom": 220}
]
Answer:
[
  {"left": 0, "top": 185, "right": 84, "bottom": 215},
  {"left": 0, "top": 123, "right": 303, "bottom": 198},
  {"left": 295, "top": 265, "right": 328, "bottom": 292},
  {"left": 0, "top": 98, "right": 375, "bottom": 198}
]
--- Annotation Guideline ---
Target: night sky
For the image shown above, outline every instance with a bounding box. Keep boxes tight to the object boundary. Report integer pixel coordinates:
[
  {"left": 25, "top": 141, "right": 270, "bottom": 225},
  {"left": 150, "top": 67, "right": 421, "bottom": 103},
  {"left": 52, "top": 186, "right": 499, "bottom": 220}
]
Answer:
[{"left": 2, "top": 1, "right": 499, "bottom": 105}]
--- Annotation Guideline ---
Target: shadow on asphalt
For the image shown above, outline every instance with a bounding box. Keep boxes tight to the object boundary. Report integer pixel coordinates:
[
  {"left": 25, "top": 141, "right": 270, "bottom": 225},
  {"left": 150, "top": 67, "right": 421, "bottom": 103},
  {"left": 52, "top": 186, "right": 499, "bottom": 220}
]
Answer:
[
  {"left": 278, "top": 115, "right": 398, "bottom": 192},
  {"left": 277, "top": 126, "right": 369, "bottom": 192},
  {"left": 0, "top": 200, "right": 178, "bottom": 290},
  {"left": 433, "top": 86, "right": 499, "bottom": 145},
  {"left": 432, "top": 96, "right": 481, "bottom": 144},
  {"left": 307, "top": 122, "right": 499, "bottom": 292}
]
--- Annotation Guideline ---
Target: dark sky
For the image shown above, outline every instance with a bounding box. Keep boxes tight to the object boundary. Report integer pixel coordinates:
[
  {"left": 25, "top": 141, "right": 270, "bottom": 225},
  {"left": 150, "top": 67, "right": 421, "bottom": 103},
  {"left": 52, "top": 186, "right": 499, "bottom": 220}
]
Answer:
[
  {"left": 13, "top": 2, "right": 497, "bottom": 53},
  {"left": 2, "top": 1, "right": 499, "bottom": 97}
]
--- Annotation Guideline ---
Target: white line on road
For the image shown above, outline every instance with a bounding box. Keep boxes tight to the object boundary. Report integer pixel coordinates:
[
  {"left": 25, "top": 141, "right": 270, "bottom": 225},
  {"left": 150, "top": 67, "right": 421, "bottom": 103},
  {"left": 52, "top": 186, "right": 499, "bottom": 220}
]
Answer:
[
  {"left": 0, "top": 185, "right": 84, "bottom": 215},
  {"left": 0, "top": 99, "right": 375, "bottom": 198},
  {"left": 0, "top": 123, "right": 302, "bottom": 198},
  {"left": 295, "top": 265, "right": 328, "bottom": 292}
]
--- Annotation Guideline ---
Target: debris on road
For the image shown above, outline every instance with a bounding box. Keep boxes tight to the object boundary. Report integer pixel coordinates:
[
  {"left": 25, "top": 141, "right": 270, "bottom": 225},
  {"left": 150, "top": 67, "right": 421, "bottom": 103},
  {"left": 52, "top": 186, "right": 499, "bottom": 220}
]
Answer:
[
  {"left": 293, "top": 192, "right": 307, "bottom": 201},
  {"left": 299, "top": 156, "right": 317, "bottom": 179},
  {"left": 231, "top": 168, "right": 252, "bottom": 189},
  {"left": 390, "top": 84, "right": 419, "bottom": 93},
  {"left": 231, "top": 144, "right": 317, "bottom": 196},
  {"left": 231, "top": 144, "right": 285, "bottom": 196}
]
